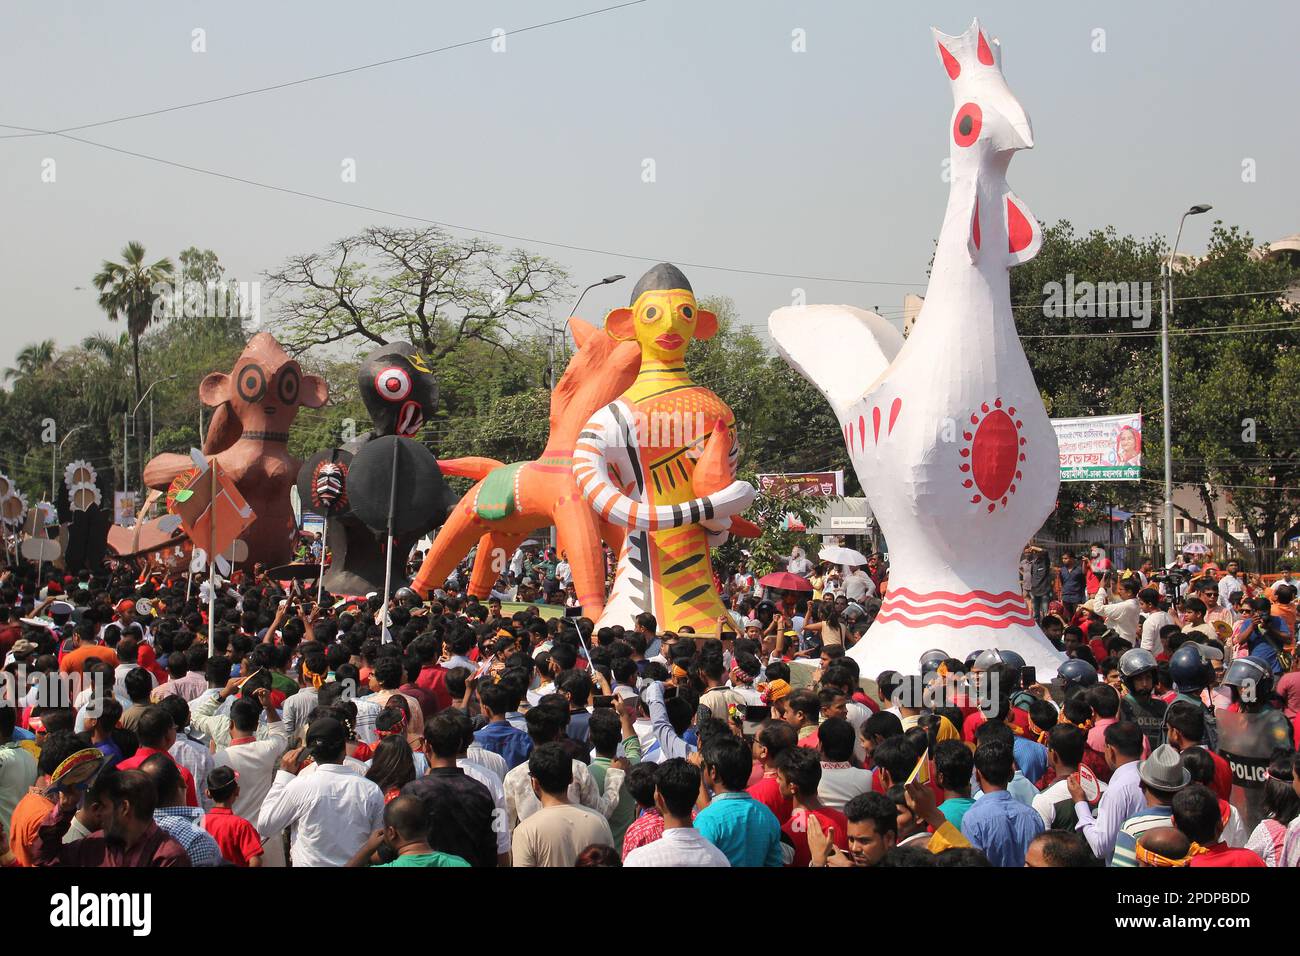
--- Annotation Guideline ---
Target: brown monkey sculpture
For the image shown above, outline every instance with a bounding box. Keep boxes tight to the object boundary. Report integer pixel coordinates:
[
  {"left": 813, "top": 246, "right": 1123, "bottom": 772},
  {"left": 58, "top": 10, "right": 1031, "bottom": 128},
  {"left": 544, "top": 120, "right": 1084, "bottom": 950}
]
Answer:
[{"left": 143, "top": 333, "right": 328, "bottom": 568}]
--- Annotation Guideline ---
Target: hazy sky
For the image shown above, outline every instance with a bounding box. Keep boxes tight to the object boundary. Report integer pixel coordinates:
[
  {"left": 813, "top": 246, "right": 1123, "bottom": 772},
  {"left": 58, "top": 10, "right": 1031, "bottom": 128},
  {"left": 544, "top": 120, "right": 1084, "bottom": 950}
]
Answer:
[{"left": 1, "top": 0, "right": 1295, "bottom": 369}]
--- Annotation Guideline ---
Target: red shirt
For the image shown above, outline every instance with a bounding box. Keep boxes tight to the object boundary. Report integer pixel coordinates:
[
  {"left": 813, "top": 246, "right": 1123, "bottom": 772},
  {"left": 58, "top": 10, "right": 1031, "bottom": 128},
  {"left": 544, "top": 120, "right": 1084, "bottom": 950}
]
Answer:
[
  {"left": 116, "top": 747, "right": 198, "bottom": 807},
  {"left": 851, "top": 691, "right": 879, "bottom": 714},
  {"left": 415, "top": 664, "right": 453, "bottom": 713},
  {"left": 783, "top": 806, "right": 848, "bottom": 868},
  {"left": 400, "top": 682, "right": 439, "bottom": 719},
  {"left": 1188, "top": 843, "right": 1265, "bottom": 867},
  {"left": 0, "top": 622, "right": 20, "bottom": 659},
  {"left": 963, "top": 707, "right": 1030, "bottom": 743},
  {"left": 1082, "top": 746, "right": 1112, "bottom": 784},
  {"left": 1209, "top": 750, "right": 1233, "bottom": 802},
  {"left": 621, "top": 808, "right": 666, "bottom": 860},
  {"left": 137, "top": 642, "right": 167, "bottom": 683},
  {"left": 747, "top": 773, "right": 794, "bottom": 824},
  {"left": 203, "top": 807, "right": 264, "bottom": 866}
]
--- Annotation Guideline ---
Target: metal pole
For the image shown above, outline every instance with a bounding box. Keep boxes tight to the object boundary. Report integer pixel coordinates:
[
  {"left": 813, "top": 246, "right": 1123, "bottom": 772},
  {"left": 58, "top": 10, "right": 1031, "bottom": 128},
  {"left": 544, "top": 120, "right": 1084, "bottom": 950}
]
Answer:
[
  {"left": 380, "top": 438, "right": 399, "bottom": 644},
  {"left": 208, "top": 462, "right": 217, "bottom": 656},
  {"left": 316, "top": 518, "right": 328, "bottom": 606},
  {"left": 1160, "top": 258, "right": 1174, "bottom": 567},
  {"left": 123, "top": 414, "right": 129, "bottom": 495},
  {"left": 1162, "top": 210, "right": 1193, "bottom": 569}
]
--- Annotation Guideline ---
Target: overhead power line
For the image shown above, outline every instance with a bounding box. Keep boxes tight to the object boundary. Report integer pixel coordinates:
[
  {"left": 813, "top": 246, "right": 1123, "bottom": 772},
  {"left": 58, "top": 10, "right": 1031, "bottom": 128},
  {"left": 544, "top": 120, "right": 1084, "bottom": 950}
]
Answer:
[
  {"left": 25, "top": 130, "right": 927, "bottom": 287},
  {"left": 0, "top": 2, "right": 651, "bottom": 140}
]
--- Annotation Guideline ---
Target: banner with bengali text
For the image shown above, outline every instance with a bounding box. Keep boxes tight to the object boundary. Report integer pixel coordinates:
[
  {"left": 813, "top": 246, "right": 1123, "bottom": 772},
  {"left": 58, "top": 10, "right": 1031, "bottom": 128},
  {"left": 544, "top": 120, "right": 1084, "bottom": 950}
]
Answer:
[{"left": 1052, "top": 413, "right": 1142, "bottom": 481}]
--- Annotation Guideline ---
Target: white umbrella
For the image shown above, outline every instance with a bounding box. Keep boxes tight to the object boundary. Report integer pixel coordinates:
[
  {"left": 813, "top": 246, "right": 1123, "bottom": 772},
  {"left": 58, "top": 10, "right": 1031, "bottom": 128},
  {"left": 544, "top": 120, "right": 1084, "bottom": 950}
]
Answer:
[
  {"left": 819, "top": 545, "right": 868, "bottom": 566},
  {"left": 1181, "top": 542, "right": 1210, "bottom": 555}
]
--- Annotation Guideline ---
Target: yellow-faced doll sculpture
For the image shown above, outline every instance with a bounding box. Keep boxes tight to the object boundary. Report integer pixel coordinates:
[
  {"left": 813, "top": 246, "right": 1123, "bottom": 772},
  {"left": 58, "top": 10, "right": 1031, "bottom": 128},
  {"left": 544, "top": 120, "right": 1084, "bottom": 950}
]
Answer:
[{"left": 572, "top": 263, "right": 756, "bottom": 632}]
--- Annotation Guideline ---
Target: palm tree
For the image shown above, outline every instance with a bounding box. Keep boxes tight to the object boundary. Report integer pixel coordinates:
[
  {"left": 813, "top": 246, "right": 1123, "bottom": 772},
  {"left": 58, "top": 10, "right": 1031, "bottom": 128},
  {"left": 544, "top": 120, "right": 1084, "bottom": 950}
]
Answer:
[
  {"left": 79, "top": 332, "right": 134, "bottom": 420},
  {"left": 93, "top": 241, "right": 175, "bottom": 404},
  {"left": 3, "top": 339, "right": 58, "bottom": 383}
]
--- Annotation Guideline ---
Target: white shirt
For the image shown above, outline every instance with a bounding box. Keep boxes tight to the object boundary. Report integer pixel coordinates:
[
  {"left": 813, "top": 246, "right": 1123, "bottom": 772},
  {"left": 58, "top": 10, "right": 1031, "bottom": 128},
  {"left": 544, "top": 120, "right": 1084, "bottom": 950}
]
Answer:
[
  {"left": 113, "top": 662, "right": 156, "bottom": 699},
  {"left": 170, "top": 734, "right": 215, "bottom": 810},
  {"left": 1222, "top": 802, "right": 1248, "bottom": 849},
  {"left": 213, "top": 719, "right": 292, "bottom": 823},
  {"left": 258, "top": 763, "right": 385, "bottom": 868},
  {"left": 1093, "top": 598, "right": 1140, "bottom": 643},
  {"left": 1218, "top": 575, "right": 1244, "bottom": 608},
  {"left": 817, "top": 763, "right": 874, "bottom": 812},
  {"left": 458, "top": 757, "right": 510, "bottom": 855},
  {"left": 843, "top": 570, "right": 875, "bottom": 602},
  {"left": 633, "top": 718, "right": 666, "bottom": 764},
  {"left": 1032, "top": 774, "right": 1107, "bottom": 829},
  {"left": 1139, "top": 610, "right": 1173, "bottom": 654},
  {"left": 465, "top": 744, "right": 509, "bottom": 783},
  {"left": 624, "top": 826, "right": 732, "bottom": 868},
  {"left": 280, "top": 687, "right": 319, "bottom": 742},
  {"left": 189, "top": 691, "right": 280, "bottom": 748}
]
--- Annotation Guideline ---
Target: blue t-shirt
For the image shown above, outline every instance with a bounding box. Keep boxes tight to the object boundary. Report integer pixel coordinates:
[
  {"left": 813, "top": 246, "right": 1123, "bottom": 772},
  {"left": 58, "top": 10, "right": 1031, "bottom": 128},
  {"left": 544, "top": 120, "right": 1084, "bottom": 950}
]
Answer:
[
  {"left": 1059, "top": 565, "right": 1085, "bottom": 602},
  {"left": 694, "top": 792, "right": 783, "bottom": 867},
  {"left": 1013, "top": 736, "right": 1049, "bottom": 785},
  {"left": 1247, "top": 616, "right": 1292, "bottom": 675},
  {"left": 938, "top": 796, "right": 975, "bottom": 830}
]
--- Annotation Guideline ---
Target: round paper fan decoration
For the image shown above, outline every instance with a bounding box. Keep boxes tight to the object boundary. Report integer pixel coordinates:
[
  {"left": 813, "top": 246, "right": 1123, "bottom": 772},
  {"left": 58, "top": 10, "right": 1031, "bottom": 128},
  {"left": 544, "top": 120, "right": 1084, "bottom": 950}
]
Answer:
[
  {"left": 49, "top": 747, "right": 104, "bottom": 790},
  {"left": 64, "top": 459, "right": 98, "bottom": 488},
  {"left": 70, "top": 484, "right": 102, "bottom": 511},
  {"left": 1, "top": 489, "right": 28, "bottom": 527}
]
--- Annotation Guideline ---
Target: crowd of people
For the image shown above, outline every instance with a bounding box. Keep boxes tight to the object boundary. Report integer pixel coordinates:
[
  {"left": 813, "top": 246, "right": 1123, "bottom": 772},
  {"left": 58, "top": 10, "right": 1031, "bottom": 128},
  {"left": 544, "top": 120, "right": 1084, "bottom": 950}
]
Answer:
[{"left": 0, "top": 534, "right": 1296, "bottom": 869}]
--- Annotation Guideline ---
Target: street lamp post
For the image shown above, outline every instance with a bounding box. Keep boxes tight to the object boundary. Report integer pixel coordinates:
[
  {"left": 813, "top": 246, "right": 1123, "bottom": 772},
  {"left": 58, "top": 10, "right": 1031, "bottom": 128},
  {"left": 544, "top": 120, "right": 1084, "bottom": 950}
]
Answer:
[
  {"left": 546, "top": 275, "right": 626, "bottom": 550},
  {"left": 1161, "top": 203, "right": 1212, "bottom": 567},
  {"left": 52, "top": 424, "right": 90, "bottom": 505},
  {"left": 550, "top": 274, "right": 626, "bottom": 388},
  {"left": 123, "top": 374, "right": 179, "bottom": 496}
]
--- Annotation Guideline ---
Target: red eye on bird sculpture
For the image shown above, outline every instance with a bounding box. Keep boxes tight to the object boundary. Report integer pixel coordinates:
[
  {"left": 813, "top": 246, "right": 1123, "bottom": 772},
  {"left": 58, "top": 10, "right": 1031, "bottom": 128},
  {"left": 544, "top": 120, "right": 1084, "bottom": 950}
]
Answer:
[{"left": 953, "top": 103, "right": 982, "bottom": 147}]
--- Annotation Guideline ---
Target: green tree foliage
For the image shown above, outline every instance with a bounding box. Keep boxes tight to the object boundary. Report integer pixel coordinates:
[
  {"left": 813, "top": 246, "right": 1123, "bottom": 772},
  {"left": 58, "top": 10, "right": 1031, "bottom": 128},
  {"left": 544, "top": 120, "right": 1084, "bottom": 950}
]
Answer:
[
  {"left": 1128, "top": 225, "right": 1300, "bottom": 565},
  {"left": 1010, "top": 221, "right": 1166, "bottom": 538},
  {"left": 688, "top": 297, "right": 853, "bottom": 490},
  {"left": 5, "top": 222, "right": 1292, "bottom": 573},
  {"left": 713, "top": 476, "right": 830, "bottom": 577},
  {"left": 1011, "top": 220, "right": 1299, "bottom": 566}
]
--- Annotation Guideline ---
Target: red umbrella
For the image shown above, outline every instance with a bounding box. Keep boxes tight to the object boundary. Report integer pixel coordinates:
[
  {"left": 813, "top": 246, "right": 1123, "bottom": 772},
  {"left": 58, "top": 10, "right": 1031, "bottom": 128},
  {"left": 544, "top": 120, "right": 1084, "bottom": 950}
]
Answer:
[{"left": 757, "top": 571, "right": 813, "bottom": 592}]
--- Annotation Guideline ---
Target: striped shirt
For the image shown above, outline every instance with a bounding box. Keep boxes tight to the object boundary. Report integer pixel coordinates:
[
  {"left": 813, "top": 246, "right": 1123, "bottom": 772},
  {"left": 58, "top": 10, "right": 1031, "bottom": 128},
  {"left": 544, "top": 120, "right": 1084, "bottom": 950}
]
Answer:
[{"left": 1110, "top": 806, "right": 1173, "bottom": 867}]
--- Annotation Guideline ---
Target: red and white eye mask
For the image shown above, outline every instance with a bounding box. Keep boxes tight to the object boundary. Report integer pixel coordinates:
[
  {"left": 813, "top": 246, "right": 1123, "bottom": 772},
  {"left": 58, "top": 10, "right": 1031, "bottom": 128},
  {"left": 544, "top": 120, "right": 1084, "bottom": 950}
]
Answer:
[{"left": 374, "top": 366, "right": 424, "bottom": 436}]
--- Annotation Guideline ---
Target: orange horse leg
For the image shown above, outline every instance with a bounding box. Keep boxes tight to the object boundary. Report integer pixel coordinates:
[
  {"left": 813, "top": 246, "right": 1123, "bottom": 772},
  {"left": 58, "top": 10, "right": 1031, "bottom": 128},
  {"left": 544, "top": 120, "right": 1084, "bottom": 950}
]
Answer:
[
  {"left": 467, "top": 530, "right": 527, "bottom": 598},
  {"left": 554, "top": 494, "right": 608, "bottom": 620},
  {"left": 410, "top": 489, "right": 488, "bottom": 597},
  {"left": 598, "top": 518, "right": 625, "bottom": 564}
]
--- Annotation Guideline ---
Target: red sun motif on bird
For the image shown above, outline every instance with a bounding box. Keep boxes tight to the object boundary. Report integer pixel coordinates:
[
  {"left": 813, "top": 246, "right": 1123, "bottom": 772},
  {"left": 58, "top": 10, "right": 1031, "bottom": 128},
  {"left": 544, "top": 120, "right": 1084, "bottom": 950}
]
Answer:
[{"left": 958, "top": 398, "right": 1025, "bottom": 513}]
